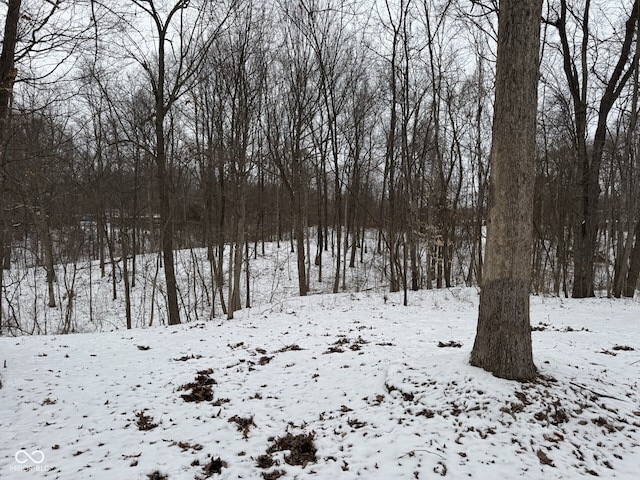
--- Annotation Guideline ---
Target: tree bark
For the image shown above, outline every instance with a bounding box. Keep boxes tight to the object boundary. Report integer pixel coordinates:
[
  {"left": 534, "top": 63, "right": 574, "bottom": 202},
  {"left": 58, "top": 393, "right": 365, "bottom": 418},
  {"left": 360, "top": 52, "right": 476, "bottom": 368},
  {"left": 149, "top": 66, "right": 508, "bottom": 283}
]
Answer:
[
  {"left": 0, "top": 0, "right": 21, "bottom": 332},
  {"left": 470, "top": 0, "right": 542, "bottom": 381},
  {"left": 624, "top": 219, "right": 640, "bottom": 297}
]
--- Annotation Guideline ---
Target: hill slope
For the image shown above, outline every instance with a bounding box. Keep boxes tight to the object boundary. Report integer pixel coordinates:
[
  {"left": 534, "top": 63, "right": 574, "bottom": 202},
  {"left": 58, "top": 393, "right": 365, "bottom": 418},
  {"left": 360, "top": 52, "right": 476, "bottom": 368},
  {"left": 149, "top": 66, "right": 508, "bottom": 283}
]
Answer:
[{"left": 1, "top": 288, "right": 639, "bottom": 479}]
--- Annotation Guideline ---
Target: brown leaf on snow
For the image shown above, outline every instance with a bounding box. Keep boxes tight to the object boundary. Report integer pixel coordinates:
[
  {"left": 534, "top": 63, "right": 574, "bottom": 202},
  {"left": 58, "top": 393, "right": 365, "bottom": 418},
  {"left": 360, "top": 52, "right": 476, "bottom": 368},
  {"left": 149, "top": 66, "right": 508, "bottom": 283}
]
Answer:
[{"left": 537, "top": 449, "right": 555, "bottom": 467}]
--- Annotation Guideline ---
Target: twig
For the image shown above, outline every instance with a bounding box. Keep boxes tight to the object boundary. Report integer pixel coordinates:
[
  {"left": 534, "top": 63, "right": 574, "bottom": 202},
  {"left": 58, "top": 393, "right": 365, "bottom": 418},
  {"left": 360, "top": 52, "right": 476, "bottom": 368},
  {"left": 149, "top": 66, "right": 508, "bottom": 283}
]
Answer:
[
  {"left": 569, "top": 381, "right": 625, "bottom": 401},
  {"left": 399, "top": 449, "right": 445, "bottom": 460}
]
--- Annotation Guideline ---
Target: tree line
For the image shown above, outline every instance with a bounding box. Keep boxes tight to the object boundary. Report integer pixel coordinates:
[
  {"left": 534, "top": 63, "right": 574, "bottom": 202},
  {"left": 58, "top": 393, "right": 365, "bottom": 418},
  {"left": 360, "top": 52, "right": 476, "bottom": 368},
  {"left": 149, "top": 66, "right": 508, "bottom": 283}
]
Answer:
[{"left": 1, "top": 0, "right": 639, "bottom": 330}]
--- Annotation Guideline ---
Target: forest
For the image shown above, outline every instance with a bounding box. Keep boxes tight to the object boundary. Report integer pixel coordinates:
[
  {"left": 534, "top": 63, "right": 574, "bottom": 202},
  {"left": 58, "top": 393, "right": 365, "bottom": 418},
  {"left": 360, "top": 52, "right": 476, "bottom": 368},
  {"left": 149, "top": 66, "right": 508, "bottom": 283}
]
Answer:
[{"left": 1, "top": 0, "right": 639, "bottom": 332}]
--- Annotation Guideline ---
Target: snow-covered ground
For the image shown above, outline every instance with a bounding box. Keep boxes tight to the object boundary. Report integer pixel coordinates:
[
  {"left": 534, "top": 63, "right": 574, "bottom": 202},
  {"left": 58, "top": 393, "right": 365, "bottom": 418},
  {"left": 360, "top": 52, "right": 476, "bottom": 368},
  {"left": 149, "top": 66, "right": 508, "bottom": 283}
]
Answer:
[{"left": 1, "top": 283, "right": 639, "bottom": 479}]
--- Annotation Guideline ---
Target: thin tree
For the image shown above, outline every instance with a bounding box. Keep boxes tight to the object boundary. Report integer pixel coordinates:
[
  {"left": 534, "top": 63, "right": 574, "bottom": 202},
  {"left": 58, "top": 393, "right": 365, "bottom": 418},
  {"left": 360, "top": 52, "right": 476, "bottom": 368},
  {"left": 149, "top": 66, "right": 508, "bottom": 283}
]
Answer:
[
  {"left": 128, "top": 0, "right": 231, "bottom": 325},
  {"left": 470, "top": 0, "right": 542, "bottom": 381}
]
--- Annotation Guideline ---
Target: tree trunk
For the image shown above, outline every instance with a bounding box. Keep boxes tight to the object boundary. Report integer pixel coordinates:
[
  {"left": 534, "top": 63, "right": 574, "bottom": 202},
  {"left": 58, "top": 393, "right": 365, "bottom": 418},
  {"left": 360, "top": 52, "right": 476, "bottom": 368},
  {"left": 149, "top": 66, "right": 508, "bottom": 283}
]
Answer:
[
  {"left": 624, "top": 219, "right": 640, "bottom": 297},
  {"left": 228, "top": 181, "right": 246, "bottom": 319},
  {"left": 556, "top": 0, "right": 640, "bottom": 298},
  {"left": 43, "top": 226, "right": 56, "bottom": 309},
  {"left": 121, "top": 229, "right": 132, "bottom": 329},
  {"left": 33, "top": 210, "right": 56, "bottom": 308},
  {"left": 294, "top": 200, "right": 308, "bottom": 296},
  {"left": 155, "top": 32, "right": 180, "bottom": 325},
  {"left": 0, "top": 0, "right": 21, "bottom": 331},
  {"left": 0, "top": 0, "right": 19, "bottom": 137},
  {"left": 156, "top": 125, "right": 180, "bottom": 325},
  {"left": 470, "top": 0, "right": 542, "bottom": 381},
  {"left": 613, "top": 20, "right": 640, "bottom": 297}
]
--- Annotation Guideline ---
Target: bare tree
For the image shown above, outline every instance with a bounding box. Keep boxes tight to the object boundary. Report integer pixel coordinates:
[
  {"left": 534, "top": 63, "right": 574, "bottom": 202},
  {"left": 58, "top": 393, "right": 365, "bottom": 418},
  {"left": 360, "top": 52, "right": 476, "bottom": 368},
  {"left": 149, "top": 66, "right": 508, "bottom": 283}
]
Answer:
[
  {"left": 0, "top": 0, "right": 22, "bottom": 331},
  {"left": 127, "top": 0, "right": 232, "bottom": 324},
  {"left": 550, "top": 0, "right": 639, "bottom": 298},
  {"left": 470, "top": 0, "right": 542, "bottom": 381},
  {"left": 210, "top": 2, "right": 268, "bottom": 319},
  {"left": 264, "top": 2, "right": 319, "bottom": 297}
]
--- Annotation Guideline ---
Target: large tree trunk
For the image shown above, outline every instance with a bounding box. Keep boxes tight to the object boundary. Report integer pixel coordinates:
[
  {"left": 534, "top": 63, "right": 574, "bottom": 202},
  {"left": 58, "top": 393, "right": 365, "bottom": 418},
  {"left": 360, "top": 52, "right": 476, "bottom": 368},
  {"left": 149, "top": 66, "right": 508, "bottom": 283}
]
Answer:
[
  {"left": 0, "top": 0, "right": 19, "bottom": 132},
  {"left": 0, "top": 0, "right": 21, "bottom": 333},
  {"left": 470, "top": 0, "right": 542, "bottom": 381}
]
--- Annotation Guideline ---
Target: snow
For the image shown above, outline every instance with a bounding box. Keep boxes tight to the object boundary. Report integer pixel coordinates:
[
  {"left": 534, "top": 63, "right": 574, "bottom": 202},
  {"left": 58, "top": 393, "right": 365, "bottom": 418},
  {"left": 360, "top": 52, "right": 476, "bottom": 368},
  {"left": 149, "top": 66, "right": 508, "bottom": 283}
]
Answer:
[{"left": 1, "top": 255, "right": 640, "bottom": 479}]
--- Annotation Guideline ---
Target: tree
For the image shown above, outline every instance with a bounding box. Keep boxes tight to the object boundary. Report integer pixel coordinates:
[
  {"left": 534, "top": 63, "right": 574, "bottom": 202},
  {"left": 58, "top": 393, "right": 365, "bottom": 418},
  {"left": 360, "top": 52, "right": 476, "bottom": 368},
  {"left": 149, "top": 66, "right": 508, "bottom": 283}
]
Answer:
[
  {"left": 470, "top": 0, "right": 542, "bottom": 381},
  {"left": 128, "top": 0, "right": 230, "bottom": 325},
  {"left": 264, "top": 2, "right": 319, "bottom": 297},
  {"left": 210, "top": 2, "right": 268, "bottom": 319},
  {"left": 551, "top": 0, "right": 639, "bottom": 298},
  {"left": 0, "top": 0, "right": 21, "bottom": 332}
]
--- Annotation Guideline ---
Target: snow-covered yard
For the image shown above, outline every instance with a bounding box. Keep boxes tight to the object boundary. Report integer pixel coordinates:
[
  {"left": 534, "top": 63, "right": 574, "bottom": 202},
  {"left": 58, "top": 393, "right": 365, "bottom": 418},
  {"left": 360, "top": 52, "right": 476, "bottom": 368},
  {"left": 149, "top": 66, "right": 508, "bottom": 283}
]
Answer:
[{"left": 1, "top": 287, "right": 639, "bottom": 479}]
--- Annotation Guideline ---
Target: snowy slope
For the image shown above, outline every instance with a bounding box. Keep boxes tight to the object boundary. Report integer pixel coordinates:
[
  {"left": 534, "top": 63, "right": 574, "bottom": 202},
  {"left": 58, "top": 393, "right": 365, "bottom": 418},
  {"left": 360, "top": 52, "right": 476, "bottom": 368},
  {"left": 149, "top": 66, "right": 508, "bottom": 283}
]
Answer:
[{"left": 1, "top": 288, "right": 639, "bottom": 479}]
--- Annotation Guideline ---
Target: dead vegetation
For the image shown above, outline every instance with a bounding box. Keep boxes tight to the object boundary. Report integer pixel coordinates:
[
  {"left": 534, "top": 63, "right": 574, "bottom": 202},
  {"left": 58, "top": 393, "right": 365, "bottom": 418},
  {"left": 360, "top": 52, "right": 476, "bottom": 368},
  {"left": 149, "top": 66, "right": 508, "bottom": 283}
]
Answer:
[
  {"left": 198, "top": 456, "right": 227, "bottom": 478},
  {"left": 228, "top": 415, "right": 257, "bottom": 439},
  {"left": 256, "top": 454, "right": 274, "bottom": 468},
  {"left": 324, "top": 336, "right": 369, "bottom": 354},
  {"left": 260, "top": 432, "right": 317, "bottom": 467},
  {"left": 173, "top": 354, "right": 203, "bottom": 361},
  {"left": 258, "top": 356, "right": 273, "bottom": 365},
  {"left": 380, "top": 364, "right": 637, "bottom": 476},
  {"left": 135, "top": 410, "right": 158, "bottom": 431},
  {"left": 261, "top": 469, "right": 286, "bottom": 479},
  {"left": 179, "top": 369, "right": 216, "bottom": 403},
  {"left": 275, "top": 344, "right": 303, "bottom": 353},
  {"left": 146, "top": 471, "right": 168, "bottom": 480},
  {"left": 531, "top": 323, "right": 590, "bottom": 332},
  {"left": 536, "top": 449, "right": 554, "bottom": 466},
  {"left": 612, "top": 345, "right": 635, "bottom": 351},
  {"left": 170, "top": 441, "right": 203, "bottom": 452}
]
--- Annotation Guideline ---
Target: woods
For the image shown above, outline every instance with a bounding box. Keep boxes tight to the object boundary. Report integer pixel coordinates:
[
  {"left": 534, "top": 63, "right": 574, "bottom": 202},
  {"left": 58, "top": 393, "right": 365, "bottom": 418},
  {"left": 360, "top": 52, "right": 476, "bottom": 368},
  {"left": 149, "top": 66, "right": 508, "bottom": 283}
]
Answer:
[{"left": 1, "top": 0, "right": 640, "bottom": 333}]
